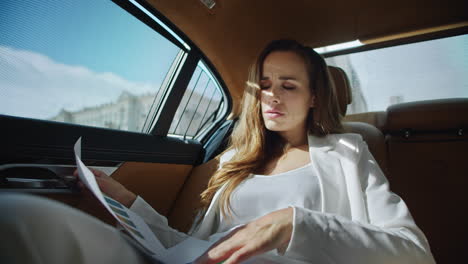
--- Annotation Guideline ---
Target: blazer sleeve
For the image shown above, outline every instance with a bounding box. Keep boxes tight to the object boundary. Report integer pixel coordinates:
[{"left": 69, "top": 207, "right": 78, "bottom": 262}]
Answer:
[
  {"left": 280, "top": 137, "right": 436, "bottom": 264},
  {"left": 129, "top": 196, "right": 190, "bottom": 248}
]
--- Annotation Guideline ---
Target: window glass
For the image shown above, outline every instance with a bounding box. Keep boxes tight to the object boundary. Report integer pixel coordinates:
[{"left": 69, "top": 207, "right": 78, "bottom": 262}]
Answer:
[
  {"left": 0, "top": 0, "right": 181, "bottom": 132},
  {"left": 169, "top": 61, "right": 226, "bottom": 139},
  {"left": 325, "top": 34, "right": 468, "bottom": 114}
]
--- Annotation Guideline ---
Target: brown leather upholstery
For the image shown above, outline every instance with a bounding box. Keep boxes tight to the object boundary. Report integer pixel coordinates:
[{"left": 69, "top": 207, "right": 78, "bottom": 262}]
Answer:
[
  {"left": 112, "top": 162, "right": 193, "bottom": 216},
  {"left": 329, "top": 66, "right": 352, "bottom": 116},
  {"left": 386, "top": 98, "right": 468, "bottom": 132},
  {"left": 329, "top": 65, "right": 389, "bottom": 174},
  {"left": 343, "top": 111, "right": 388, "bottom": 131},
  {"left": 342, "top": 121, "right": 389, "bottom": 176},
  {"left": 384, "top": 98, "right": 468, "bottom": 263},
  {"left": 329, "top": 67, "right": 388, "bottom": 132},
  {"left": 168, "top": 158, "right": 219, "bottom": 232}
]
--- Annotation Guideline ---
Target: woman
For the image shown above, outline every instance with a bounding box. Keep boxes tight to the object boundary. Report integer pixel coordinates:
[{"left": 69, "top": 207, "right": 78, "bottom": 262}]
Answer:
[{"left": 0, "top": 39, "right": 435, "bottom": 264}]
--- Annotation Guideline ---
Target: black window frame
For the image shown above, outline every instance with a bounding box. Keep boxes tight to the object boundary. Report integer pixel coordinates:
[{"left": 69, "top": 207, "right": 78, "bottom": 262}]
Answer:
[{"left": 122, "top": 0, "right": 232, "bottom": 139}]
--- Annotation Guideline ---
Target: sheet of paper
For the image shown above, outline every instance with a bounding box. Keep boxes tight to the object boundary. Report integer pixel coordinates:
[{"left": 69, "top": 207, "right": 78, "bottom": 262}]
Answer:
[
  {"left": 163, "top": 237, "right": 214, "bottom": 263},
  {"left": 73, "top": 137, "right": 225, "bottom": 263},
  {"left": 73, "top": 137, "right": 167, "bottom": 259}
]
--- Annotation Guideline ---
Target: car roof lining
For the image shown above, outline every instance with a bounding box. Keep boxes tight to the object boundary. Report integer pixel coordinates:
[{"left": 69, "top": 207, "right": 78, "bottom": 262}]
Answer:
[{"left": 143, "top": 0, "right": 467, "bottom": 114}]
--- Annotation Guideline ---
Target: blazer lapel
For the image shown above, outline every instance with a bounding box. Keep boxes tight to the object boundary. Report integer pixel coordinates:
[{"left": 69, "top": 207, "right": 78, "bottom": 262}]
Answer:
[{"left": 308, "top": 134, "right": 350, "bottom": 216}]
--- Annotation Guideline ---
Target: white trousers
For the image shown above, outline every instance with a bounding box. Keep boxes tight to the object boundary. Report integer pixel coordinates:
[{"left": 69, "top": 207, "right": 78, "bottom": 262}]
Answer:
[{"left": 0, "top": 193, "right": 152, "bottom": 264}]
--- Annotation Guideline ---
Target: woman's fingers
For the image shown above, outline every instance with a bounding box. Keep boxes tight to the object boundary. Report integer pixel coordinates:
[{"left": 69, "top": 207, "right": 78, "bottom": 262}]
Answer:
[
  {"left": 198, "top": 234, "right": 267, "bottom": 264},
  {"left": 223, "top": 244, "right": 262, "bottom": 264},
  {"left": 72, "top": 169, "right": 84, "bottom": 189},
  {"left": 221, "top": 228, "right": 273, "bottom": 264},
  {"left": 74, "top": 167, "right": 107, "bottom": 178},
  {"left": 194, "top": 228, "right": 242, "bottom": 264},
  {"left": 89, "top": 168, "right": 107, "bottom": 177},
  {"left": 73, "top": 167, "right": 135, "bottom": 207},
  {"left": 204, "top": 243, "right": 242, "bottom": 264},
  {"left": 196, "top": 208, "right": 294, "bottom": 264},
  {"left": 73, "top": 168, "right": 104, "bottom": 190},
  {"left": 196, "top": 227, "right": 259, "bottom": 264}
]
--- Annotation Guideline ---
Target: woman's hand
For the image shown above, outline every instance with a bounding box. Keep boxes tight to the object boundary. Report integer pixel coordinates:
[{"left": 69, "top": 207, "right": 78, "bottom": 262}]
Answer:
[
  {"left": 194, "top": 207, "right": 294, "bottom": 264},
  {"left": 73, "top": 168, "right": 137, "bottom": 208}
]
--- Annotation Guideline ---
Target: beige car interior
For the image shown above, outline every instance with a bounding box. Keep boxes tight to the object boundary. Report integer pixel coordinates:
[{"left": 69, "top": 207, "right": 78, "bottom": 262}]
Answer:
[
  {"left": 34, "top": 1, "right": 467, "bottom": 263},
  {"left": 145, "top": 0, "right": 467, "bottom": 113},
  {"left": 56, "top": 66, "right": 467, "bottom": 264}
]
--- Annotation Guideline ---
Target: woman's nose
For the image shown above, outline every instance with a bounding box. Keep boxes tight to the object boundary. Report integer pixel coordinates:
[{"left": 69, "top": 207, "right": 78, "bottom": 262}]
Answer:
[{"left": 268, "top": 86, "right": 281, "bottom": 103}]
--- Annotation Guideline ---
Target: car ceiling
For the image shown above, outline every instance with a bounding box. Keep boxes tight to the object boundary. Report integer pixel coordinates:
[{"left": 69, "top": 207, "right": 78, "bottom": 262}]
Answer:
[{"left": 147, "top": 0, "right": 467, "bottom": 113}]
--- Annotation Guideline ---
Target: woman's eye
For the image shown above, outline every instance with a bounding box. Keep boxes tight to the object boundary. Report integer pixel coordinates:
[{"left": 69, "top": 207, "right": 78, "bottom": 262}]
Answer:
[
  {"left": 283, "top": 85, "right": 295, "bottom": 90},
  {"left": 260, "top": 85, "right": 270, "bottom": 90}
]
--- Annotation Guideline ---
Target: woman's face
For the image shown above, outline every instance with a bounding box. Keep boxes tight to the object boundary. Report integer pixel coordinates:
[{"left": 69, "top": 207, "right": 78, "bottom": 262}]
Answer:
[{"left": 260, "top": 51, "right": 315, "bottom": 134}]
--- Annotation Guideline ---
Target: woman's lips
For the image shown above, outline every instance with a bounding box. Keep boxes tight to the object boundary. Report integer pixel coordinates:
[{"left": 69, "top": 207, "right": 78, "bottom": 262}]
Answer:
[{"left": 264, "top": 111, "right": 284, "bottom": 118}]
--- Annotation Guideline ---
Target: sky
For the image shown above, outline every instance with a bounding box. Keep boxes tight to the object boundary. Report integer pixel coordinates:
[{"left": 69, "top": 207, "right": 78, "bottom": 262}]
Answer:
[
  {"left": 0, "top": 0, "right": 467, "bottom": 119},
  {"left": 0, "top": 0, "right": 180, "bottom": 119}
]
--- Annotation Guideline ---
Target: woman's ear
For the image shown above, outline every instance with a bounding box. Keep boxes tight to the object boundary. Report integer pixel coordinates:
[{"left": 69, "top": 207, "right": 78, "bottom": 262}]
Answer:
[{"left": 309, "top": 94, "right": 316, "bottom": 108}]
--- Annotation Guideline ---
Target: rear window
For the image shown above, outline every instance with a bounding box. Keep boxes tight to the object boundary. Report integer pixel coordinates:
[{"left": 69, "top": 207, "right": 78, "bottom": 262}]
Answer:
[{"left": 325, "top": 34, "right": 468, "bottom": 114}]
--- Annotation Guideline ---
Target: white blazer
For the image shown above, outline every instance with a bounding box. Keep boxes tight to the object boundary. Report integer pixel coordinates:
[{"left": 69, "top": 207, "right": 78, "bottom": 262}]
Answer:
[{"left": 130, "top": 133, "right": 436, "bottom": 263}]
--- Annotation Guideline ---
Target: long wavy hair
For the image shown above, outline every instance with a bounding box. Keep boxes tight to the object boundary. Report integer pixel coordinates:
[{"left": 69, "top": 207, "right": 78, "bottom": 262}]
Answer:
[{"left": 198, "top": 39, "right": 343, "bottom": 221}]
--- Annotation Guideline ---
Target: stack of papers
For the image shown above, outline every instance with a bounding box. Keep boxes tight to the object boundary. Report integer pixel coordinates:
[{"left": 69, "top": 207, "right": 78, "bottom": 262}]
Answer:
[{"left": 73, "top": 137, "right": 214, "bottom": 263}]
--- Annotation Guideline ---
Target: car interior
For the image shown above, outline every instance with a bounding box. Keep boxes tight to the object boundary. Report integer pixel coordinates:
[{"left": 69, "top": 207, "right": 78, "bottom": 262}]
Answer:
[{"left": 1, "top": 0, "right": 467, "bottom": 263}]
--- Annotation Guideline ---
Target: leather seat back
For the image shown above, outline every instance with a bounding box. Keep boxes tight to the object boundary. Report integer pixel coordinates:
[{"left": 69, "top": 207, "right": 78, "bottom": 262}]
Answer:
[
  {"left": 330, "top": 66, "right": 389, "bottom": 175},
  {"left": 384, "top": 98, "right": 468, "bottom": 263},
  {"left": 168, "top": 158, "right": 219, "bottom": 232}
]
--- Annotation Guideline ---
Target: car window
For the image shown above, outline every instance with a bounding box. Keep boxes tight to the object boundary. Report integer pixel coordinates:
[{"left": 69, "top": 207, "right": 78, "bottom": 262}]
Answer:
[
  {"left": 325, "top": 34, "right": 468, "bottom": 114},
  {"left": 0, "top": 0, "right": 181, "bottom": 133},
  {"left": 168, "top": 61, "right": 227, "bottom": 139}
]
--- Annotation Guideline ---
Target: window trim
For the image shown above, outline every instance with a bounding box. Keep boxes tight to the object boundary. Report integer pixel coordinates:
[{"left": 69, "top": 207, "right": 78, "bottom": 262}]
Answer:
[
  {"left": 112, "top": 0, "right": 188, "bottom": 51},
  {"left": 115, "top": 0, "right": 232, "bottom": 140},
  {"left": 166, "top": 60, "right": 230, "bottom": 141},
  {"left": 141, "top": 49, "right": 186, "bottom": 134},
  {"left": 192, "top": 61, "right": 230, "bottom": 141},
  {"left": 0, "top": 114, "right": 203, "bottom": 165},
  {"left": 321, "top": 26, "right": 468, "bottom": 58},
  {"left": 151, "top": 51, "right": 200, "bottom": 136}
]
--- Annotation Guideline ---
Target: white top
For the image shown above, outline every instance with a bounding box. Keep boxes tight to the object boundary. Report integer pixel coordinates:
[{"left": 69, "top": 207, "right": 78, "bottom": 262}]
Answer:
[{"left": 216, "top": 163, "right": 321, "bottom": 234}]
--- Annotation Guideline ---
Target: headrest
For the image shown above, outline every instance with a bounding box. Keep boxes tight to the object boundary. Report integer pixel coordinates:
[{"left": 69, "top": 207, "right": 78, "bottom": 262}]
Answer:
[
  {"left": 386, "top": 98, "right": 468, "bottom": 132},
  {"left": 328, "top": 66, "right": 352, "bottom": 116}
]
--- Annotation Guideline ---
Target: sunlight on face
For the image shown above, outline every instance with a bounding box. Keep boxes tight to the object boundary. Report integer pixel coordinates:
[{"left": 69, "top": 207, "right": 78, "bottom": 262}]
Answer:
[{"left": 260, "top": 51, "right": 315, "bottom": 135}]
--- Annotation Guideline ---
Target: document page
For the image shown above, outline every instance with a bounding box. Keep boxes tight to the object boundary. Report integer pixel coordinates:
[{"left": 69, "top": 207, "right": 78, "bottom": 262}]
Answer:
[
  {"left": 73, "top": 137, "right": 216, "bottom": 263},
  {"left": 73, "top": 138, "right": 167, "bottom": 259}
]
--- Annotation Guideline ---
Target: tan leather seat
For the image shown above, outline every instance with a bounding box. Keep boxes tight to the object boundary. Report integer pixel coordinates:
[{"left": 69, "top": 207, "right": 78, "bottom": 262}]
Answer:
[
  {"left": 168, "top": 158, "right": 219, "bottom": 232},
  {"left": 384, "top": 98, "right": 468, "bottom": 263},
  {"left": 329, "top": 66, "right": 389, "bottom": 175},
  {"left": 329, "top": 68, "right": 387, "bottom": 132},
  {"left": 343, "top": 111, "right": 387, "bottom": 132},
  {"left": 328, "top": 66, "right": 351, "bottom": 117}
]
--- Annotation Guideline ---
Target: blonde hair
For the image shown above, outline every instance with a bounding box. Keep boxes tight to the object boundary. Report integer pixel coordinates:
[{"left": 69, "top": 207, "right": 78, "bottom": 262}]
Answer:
[{"left": 198, "top": 39, "right": 343, "bottom": 220}]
